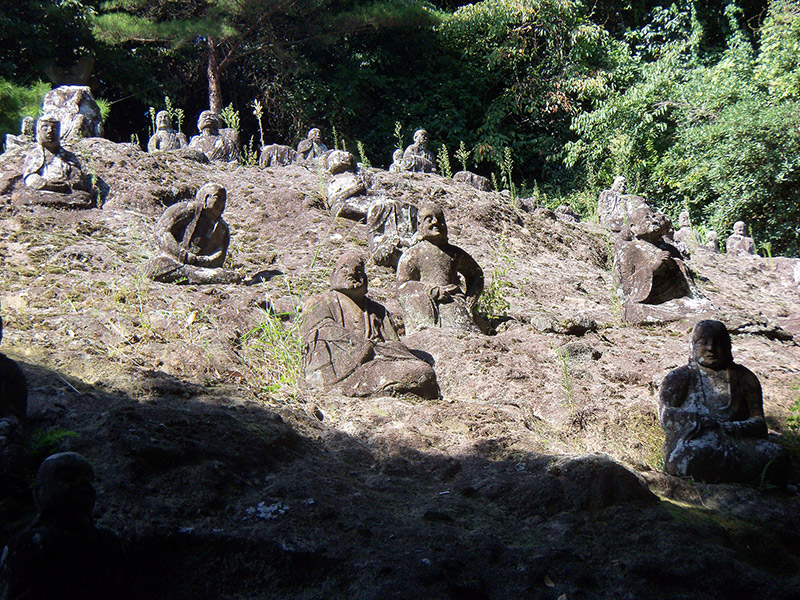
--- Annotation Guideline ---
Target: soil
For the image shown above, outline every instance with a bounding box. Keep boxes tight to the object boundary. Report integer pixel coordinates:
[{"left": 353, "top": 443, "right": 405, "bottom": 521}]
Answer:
[{"left": 1, "top": 138, "right": 800, "bottom": 599}]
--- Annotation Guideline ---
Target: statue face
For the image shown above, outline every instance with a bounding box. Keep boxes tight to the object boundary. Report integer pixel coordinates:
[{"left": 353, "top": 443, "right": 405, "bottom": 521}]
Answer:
[
  {"left": 679, "top": 211, "right": 690, "bottom": 228},
  {"left": 707, "top": 230, "right": 718, "bottom": 242},
  {"left": 156, "top": 110, "right": 171, "bottom": 130},
  {"left": 612, "top": 176, "right": 626, "bottom": 192},
  {"left": 331, "top": 252, "right": 367, "bottom": 300},
  {"left": 414, "top": 129, "right": 428, "bottom": 147},
  {"left": 34, "top": 452, "right": 96, "bottom": 521},
  {"left": 309, "top": 128, "right": 321, "bottom": 142},
  {"left": 630, "top": 206, "right": 669, "bottom": 242},
  {"left": 37, "top": 118, "right": 60, "bottom": 149},
  {"left": 691, "top": 320, "right": 733, "bottom": 370},
  {"left": 418, "top": 203, "right": 448, "bottom": 245},
  {"left": 198, "top": 111, "right": 219, "bottom": 134},
  {"left": 733, "top": 221, "right": 746, "bottom": 235}
]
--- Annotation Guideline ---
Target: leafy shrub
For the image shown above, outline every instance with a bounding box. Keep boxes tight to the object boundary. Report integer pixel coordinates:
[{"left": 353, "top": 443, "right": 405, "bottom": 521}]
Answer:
[{"left": 0, "top": 78, "right": 50, "bottom": 140}]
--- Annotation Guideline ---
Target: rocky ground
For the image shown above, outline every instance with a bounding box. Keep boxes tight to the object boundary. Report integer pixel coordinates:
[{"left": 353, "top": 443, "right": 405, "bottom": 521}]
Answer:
[{"left": 1, "top": 138, "right": 800, "bottom": 599}]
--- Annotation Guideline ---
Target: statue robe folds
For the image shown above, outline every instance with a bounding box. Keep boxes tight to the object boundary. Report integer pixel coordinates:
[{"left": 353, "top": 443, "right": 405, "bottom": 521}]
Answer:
[{"left": 301, "top": 291, "right": 437, "bottom": 398}]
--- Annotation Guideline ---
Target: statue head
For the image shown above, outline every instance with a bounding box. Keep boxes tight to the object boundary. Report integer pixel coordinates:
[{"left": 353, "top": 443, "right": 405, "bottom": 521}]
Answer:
[
  {"left": 155, "top": 110, "right": 172, "bottom": 131},
  {"left": 36, "top": 115, "right": 61, "bottom": 151},
  {"left": 678, "top": 210, "right": 690, "bottom": 229},
  {"left": 691, "top": 319, "right": 733, "bottom": 370},
  {"left": 330, "top": 250, "right": 368, "bottom": 301},
  {"left": 392, "top": 149, "right": 403, "bottom": 163},
  {"left": 418, "top": 202, "right": 448, "bottom": 245},
  {"left": 611, "top": 175, "right": 626, "bottom": 193},
  {"left": 21, "top": 116, "right": 35, "bottom": 138},
  {"left": 706, "top": 230, "right": 718, "bottom": 244},
  {"left": 197, "top": 182, "right": 226, "bottom": 220},
  {"left": 308, "top": 128, "right": 321, "bottom": 142},
  {"left": 413, "top": 129, "right": 428, "bottom": 148},
  {"left": 733, "top": 220, "right": 746, "bottom": 236},
  {"left": 34, "top": 452, "right": 96, "bottom": 523},
  {"left": 629, "top": 205, "right": 670, "bottom": 243},
  {"left": 197, "top": 110, "right": 220, "bottom": 135}
]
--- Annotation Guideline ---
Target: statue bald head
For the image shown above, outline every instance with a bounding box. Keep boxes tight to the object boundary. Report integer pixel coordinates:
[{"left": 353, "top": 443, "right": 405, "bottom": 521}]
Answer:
[
  {"left": 197, "top": 110, "right": 220, "bottom": 135},
  {"left": 413, "top": 129, "right": 428, "bottom": 147},
  {"left": 733, "top": 221, "right": 746, "bottom": 236},
  {"left": 197, "top": 182, "right": 226, "bottom": 220},
  {"left": 629, "top": 205, "right": 670, "bottom": 243},
  {"left": 330, "top": 250, "right": 367, "bottom": 300},
  {"left": 691, "top": 319, "right": 733, "bottom": 370},
  {"left": 36, "top": 115, "right": 61, "bottom": 151},
  {"left": 155, "top": 110, "right": 172, "bottom": 131},
  {"left": 34, "top": 452, "right": 96, "bottom": 523}
]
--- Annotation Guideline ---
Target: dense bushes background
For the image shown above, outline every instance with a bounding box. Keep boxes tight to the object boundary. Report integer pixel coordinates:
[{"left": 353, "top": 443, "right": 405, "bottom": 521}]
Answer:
[{"left": 2, "top": 0, "right": 798, "bottom": 254}]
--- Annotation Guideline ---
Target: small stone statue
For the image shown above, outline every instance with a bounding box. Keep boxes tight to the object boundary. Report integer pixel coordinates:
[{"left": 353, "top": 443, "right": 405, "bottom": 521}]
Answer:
[
  {"left": 388, "top": 149, "right": 404, "bottom": 172},
  {"left": 301, "top": 250, "right": 438, "bottom": 398},
  {"left": 145, "top": 183, "right": 241, "bottom": 284},
  {"left": 188, "top": 110, "right": 239, "bottom": 162},
  {"left": 401, "top": 129, "right": 435, "bottom": 173},
  {"left": 597, "top": 175, "right": 649, "bottom": 231},
  {"left": 396, "top": 202, "right": 484, "bottom": 334},
  {"left": 0, "top": 453, "right": 127, "bottom": 600},
  {"left": 613, "top": 205, "right": 694, "bottom": 315},
  {"left": 4, "top": 116, "right": 35, "bottom": 150},
  {"left": 147, "top": 110, "right": 188, "bottom": 153},
  {"left": 658, "top": 320, "right": 789, "bottom": 485},
  {"left": 259, "top": 143, "right": 297, "bottom": 168},
  {"left": 672, "top": 210, "right": 699, "bottom": 251},
  {"left": 726, "top": 221, "right": 756, "bottom": 256},
  {"left": 367, "top": 199, "right": 418, "bottom": 268},
  {"left": 296, "top": 128, "right": 328, "bottom": 162},
  {"left": 19, "top": 116, "right": 93, "bottom": 207},
  {"left": 40, "top": 85, "right": 103, "bottom": 140},
  {"left": 703, "top": 230, "right": 719, "bottom": 253}
]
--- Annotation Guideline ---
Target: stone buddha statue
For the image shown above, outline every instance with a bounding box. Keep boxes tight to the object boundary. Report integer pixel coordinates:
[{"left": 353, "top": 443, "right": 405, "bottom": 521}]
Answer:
[{"left": 147, "top": 110, "right": 188, "bottom": 153}]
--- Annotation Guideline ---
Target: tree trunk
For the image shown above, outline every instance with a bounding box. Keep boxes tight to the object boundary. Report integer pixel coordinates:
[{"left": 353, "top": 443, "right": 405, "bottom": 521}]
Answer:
[{"left": 207, "top": 36, "right": 222, "bottom": 114}]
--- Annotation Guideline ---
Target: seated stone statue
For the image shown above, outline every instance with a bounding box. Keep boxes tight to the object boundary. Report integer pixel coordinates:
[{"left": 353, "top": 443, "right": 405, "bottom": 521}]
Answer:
[
  {"left": 597, "top": 175, "right": 649, "bottom": 231},
  {"left": 658, "top": 320, "right": 789, "bottom": 485},
  {"left": 147, "top": 110, "right": 187, "bottom": 153},
  {"left": 388, "top": 148, "right": 404, "bottom": 172},
  {"left": 726, "top": 221, "right": 756, "bottom": 256},
  {"left": 296, "top": 128, "right": 328, "bottom": 162},
  {"left": 614, "top": 205, "right": 694, "bottom": 308},
  {"left": 145, "top": 183, "right": 241, "bottom": 284},
  {"left": 18, "top": 116, "right": 92, "bottom": 207},
  {"left": 187, "top": 110, "right": 239, "bottom": 162},
  {"left": 259, "top": 143, "right": 297, "bottom": 168},
  {"left": 0, "top": 452, "right": 127, "bottom": 600},
  {"left": 0, "top": 307, "right": 27, "bottom": 422},
  {"left": 367, "top": 199, "right": 418, "bottom": 268},
  {"left": 396, "top": 202, "right": 484, "bottom": 334},
  {"left": 704, "top": 230, "right": 719, "bottom": 252},
  {"left": 401, "top": 129, "right": 435, "bottom": 173},
  {"left": 672, "top": 210, "right": 699, "bottom": 251},
  {"left": 301, "top": 250, "right": 438, "bottom": 398},
  {"left": 4, "top": 116, "right": 34, "bottom": 150}
]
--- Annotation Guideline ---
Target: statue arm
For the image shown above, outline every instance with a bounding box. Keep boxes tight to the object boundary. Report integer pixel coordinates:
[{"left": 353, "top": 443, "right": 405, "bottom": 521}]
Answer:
[
  {"left": 658, "top": 368, "right": 702, "bottom": 433},
  {"left": 189, "top": 222, "right": 229, "bottom": 268},
  {"left": 722, "top": 368, "right": 767, "bottom": 437},
  {"left": 154, "top": 205, "right": 191, "bottom": 259}
]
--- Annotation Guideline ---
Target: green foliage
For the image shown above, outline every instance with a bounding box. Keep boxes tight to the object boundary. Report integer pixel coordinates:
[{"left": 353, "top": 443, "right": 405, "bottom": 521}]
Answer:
[
  {"left": 30, "top": 427, "right": 79, "bottom": 456},
  {"left": 477, "top": 238, "right": 513, "bottom": 320},
  {"left": 357, "top": 140, "right": 371, "bottom": 168},
  {"left": 239, "top": 310, "right": 303, "bottom": 400},
  {"left": 783, "top": 395, "right": 800, "bottom": 465},
  {"left": 755, "top": 1, "right": 800, "bottom": 101},
  {"left": 437, "top": 144, "right": 452, "bottom": 177},
  {"left": 219, "top": 103, "right": 240, "bottom": 130},
  {"left": 498, "top": 146, "right": 516, "bottom": 206},
  {"left": 0, "top": 79, "right": 50, "bottom": 140},
  {"left": 332, "top": 126, "right": 340, "bottom": 151},
  {"left": 252, "top": 99, "right": 265, "bottom": 147},
  {"left": 454, "top": 140, "right": 470, "bottom": 172},
  {"left": 394, "top": 121, "right": 404, "bottom": 150}
]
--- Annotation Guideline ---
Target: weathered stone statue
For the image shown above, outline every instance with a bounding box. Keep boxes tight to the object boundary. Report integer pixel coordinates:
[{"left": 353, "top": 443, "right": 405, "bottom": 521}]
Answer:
[
  {"left": 401, "top": 129, "right": 435, "bottom": 173},
  {"left": 301, "top": 250, "right": 438, "bottom": 398},
  {"left": 40, "top": 85, "right": 103, "bottom": 140},
  {"left": 672, "top": 210, "right": 699, "bottom": 251},
  {"left": 4, "top": 116, "right": 35, "bottom": 150},
  {"left": 0, "top": 452, "right": 126, "bottom": 600},
  {"left": 613, "top": 205, "right": 694, "bottom": 317},
  {"left": 188, "top": 110, "right": 239, "bottom": 162},
  {"left": 296, "top": 128, "right": 328, "bottom": 162},
  {"left": 597, "top": 175, "right": 649, "bottom": 231},
  {"left": 658, "top": 320, "right": 790, "bottom": 485},
  {"left": 145, "top": 183, "right": 241, "bottom": 284},
  {"left": 726, "top": 221, "right": 756, "bottom": 256},
  {"left": 0, "top": 306, "right": 27, "bottom": 422},
  {"left": 367, "top": 200, "right": 418, "bottom": 268},
  {"left": 396, "top": 202, "right": 484, "bottom": 334},
  {"left": 18, "top": 116, "right": 93, "bottom": 208},
  {"left": 704, "top": 230, "right": 719, "bottom": 253},
  {"left": 259, "top": 143, "right": 297, "bottom": 168},
  {"left": 388, "top": 149, "right": 404, "bottom": 172},
  {"left": 147, "top": 110, "right": 188, "bottom": 153}
]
